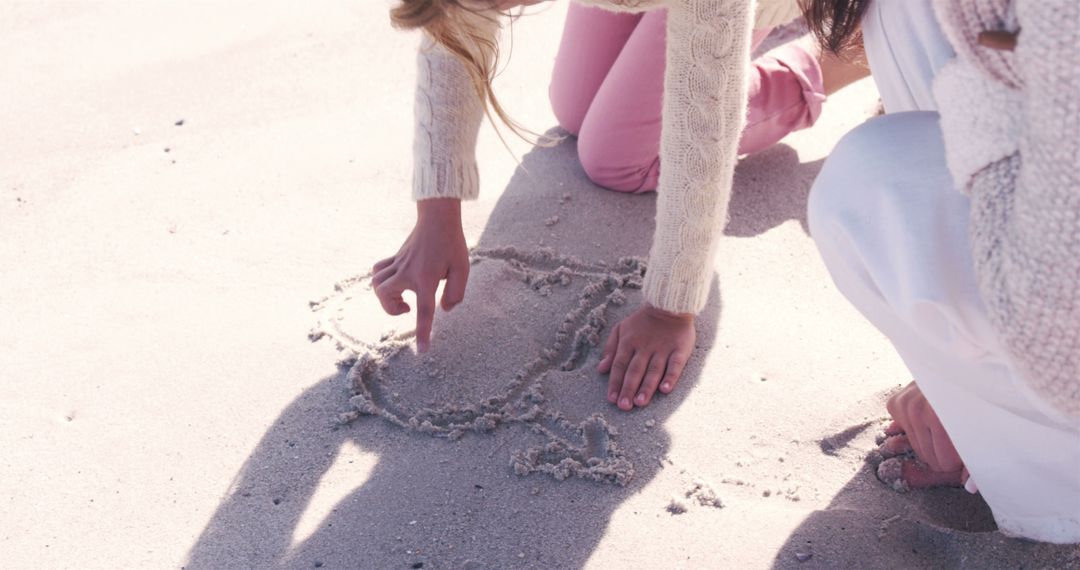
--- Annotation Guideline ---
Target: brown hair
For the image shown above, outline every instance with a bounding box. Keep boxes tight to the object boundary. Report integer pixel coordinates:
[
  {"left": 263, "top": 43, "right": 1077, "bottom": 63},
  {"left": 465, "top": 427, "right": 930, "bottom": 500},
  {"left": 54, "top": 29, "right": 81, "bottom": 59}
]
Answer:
[
  {"left": 390, "top": 0, "right": 551, "bottom": 146},
  {"left": 801, "top": 0, "right": 871, "bottom": 54}
]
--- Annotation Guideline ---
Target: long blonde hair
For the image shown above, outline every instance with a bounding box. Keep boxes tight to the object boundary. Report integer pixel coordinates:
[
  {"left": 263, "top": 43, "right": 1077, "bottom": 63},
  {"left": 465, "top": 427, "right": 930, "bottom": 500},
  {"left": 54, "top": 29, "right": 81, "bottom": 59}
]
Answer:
[{"left": 390, "top": 0, "right": 553, "bottom": 146}]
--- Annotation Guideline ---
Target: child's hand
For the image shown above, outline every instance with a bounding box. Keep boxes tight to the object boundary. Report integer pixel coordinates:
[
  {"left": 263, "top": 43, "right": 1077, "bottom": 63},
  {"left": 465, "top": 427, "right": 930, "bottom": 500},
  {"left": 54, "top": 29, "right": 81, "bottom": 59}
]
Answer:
[
  {"left": 371, "top": 198, "right": 469, "bottom": 353},
  {"left": 597, "top": 304, "right": 695, "bottom": 411}
]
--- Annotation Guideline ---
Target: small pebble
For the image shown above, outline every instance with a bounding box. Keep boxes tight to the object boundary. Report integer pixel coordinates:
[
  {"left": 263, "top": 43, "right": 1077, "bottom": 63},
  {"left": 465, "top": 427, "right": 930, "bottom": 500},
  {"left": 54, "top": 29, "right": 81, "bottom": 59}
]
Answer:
[
  {"left": 175, "top": 119, "right": 185, "bottom": 126},
  {"left": 795, "top": 551, "right": 813, "bottom": 562},
  {"left": 313, "top": 561, "right": 323, "bottom": 568},
  {"left": 412, "top": 563, "right": 424, "bottom": 569},
  {"left": 666, "top": 500, "right": 688, "bottom": 515},
  {"left": 518, "top": 552, "right": 525, "bottom": 559},
  {"left": 644, "top": 419, "right": 656, "bottom": 428}
]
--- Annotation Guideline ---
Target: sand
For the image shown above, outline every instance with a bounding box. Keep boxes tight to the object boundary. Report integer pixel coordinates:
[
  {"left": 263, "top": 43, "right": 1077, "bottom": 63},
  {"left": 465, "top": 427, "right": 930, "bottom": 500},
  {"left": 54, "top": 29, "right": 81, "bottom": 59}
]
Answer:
[
  {"left": 312, "top": 247, "right": 644, "bottom": 485},
  {"left": 2, "top": 1, "right": 1078, "bottom": 569}
]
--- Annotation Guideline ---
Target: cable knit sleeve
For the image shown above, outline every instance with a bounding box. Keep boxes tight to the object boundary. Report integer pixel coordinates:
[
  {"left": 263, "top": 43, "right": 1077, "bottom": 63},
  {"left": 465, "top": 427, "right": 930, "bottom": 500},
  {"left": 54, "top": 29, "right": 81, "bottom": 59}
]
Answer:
[
  {"left": 642, "top": 0, "right": 754, "bottom": 314},
  {"left": 410, "top": 18, "right": 497, "bottom": 201},
  {"left": 970, "top": 0, "right": 1080, "bottom": 418}
]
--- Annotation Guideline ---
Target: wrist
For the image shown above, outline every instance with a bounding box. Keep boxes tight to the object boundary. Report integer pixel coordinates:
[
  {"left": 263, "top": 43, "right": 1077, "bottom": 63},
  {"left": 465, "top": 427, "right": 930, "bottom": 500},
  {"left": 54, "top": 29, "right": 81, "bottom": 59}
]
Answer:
[
  {"left": 642, "top": 303, "right": 694, "bottom": 322},
  {"left": 416, "top": 198, "right": 462, "bottom": 228}
]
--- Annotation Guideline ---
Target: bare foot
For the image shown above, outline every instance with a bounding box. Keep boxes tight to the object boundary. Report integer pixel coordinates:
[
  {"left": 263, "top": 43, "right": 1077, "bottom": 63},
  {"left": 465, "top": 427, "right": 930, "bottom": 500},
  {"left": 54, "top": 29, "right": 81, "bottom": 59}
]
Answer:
[
  {"left": 877, "top": 456, "right": 964, "bottom": 492},
  {"left": 874, "top": 425, "right": 972, "bottom": 492}
]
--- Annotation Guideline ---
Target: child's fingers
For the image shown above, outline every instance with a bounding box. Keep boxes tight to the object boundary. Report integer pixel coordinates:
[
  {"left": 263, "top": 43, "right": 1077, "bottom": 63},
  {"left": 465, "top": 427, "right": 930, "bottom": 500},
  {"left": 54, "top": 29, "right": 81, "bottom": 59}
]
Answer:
[
  {"left": 372, "top": 256, "right": 396, "bottom": 273},
  {"left": 598, "top": 324, "right": 620, "bottom": 374},
  {"left": 616, "top": 352, "right": 649, "bottom": 411},
  {"left": 884, "top": 420, "right": 904, "bottom": 436},
  {"left": 371, "top": 265, "right": 397, "bottom": 289},
  {"left": 374, "top": 276, "right": 411, "bottom": 316},
  {"left": 414, "top": 285, "right": 438, "bottom": 353},
  {"left": 606, "top": 346, "right": 631, "bottom": 405},
  {"left": 658, "top": 350, "right": 688, "bottom": 394},
  {"left": 441, "top": 264, "right": 469, "bottom": 311},
  {"left": 597, "top": 354, "right": 612, "bottom": 374},
  {"left": 634, "top": 352, "right": 667, "bottom": 407}
]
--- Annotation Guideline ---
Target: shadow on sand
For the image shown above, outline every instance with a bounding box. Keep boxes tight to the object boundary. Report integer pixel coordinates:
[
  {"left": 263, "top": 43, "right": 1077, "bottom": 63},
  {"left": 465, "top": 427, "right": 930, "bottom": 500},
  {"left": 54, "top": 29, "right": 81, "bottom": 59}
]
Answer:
[{"left": 183, "top": 134, "right": 852, "bottom": 568}]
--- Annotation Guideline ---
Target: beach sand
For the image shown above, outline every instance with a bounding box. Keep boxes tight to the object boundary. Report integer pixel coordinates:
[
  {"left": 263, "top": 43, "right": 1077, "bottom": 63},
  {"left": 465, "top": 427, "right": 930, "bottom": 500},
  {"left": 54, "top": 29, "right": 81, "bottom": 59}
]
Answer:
[{"left": 2, "top": 1, "right": 1078, "bottom": 568}]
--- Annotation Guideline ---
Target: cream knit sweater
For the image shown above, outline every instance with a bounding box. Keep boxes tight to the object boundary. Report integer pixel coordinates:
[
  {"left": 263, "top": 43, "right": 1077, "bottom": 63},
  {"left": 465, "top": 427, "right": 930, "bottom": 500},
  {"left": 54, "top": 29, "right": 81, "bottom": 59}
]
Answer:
[
  {"left": 932, "top": 0, "right": 1080, "bottom": 419},
  {"left": 411, "top": 0, "right": 797, "bottom": 315}
]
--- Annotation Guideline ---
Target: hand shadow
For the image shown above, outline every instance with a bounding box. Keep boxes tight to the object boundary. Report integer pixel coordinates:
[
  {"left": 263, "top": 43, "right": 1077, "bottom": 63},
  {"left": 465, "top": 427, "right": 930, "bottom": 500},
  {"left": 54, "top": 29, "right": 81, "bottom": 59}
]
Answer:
[{"left": 184, "top": 132, "right": 722, "bottom": 569}]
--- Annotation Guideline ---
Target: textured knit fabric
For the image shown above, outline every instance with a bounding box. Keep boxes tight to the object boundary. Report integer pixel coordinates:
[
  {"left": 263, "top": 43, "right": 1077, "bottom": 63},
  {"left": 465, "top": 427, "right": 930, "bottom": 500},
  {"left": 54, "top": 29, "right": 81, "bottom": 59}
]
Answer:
[
  {"left": 410, "top": 16, "right": 494, "bottom": 203},
  {"left": 412, "top": 0, "right": 781, "bottom": 314},
  {"left": 861, "top": 0, "right": 956, "bottom": 113},
  {"left": 547, "top": 5, "right": 824, "bottom": 193},
  {"left": 931, "top": 0, "right": 1080, "bottom": 419}
]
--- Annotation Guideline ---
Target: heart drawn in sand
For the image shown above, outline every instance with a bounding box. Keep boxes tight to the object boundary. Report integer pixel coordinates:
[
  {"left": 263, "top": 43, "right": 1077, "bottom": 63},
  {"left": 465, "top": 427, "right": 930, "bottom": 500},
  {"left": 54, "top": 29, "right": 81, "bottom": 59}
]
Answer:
[{"left": 310, "top": 247, "right": 649, "bottom": 485}]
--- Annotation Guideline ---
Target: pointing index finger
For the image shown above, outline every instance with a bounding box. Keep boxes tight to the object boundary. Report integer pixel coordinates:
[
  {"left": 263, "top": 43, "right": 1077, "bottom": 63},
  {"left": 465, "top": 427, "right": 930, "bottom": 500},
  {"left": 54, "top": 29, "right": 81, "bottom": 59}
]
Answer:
[{"left": 414, "top": 285, "right": 438, "bottom": 353}]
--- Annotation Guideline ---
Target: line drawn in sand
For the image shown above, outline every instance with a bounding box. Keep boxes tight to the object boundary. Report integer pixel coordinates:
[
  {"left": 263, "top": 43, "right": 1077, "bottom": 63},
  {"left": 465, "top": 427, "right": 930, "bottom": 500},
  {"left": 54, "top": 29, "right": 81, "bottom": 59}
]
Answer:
[{"left": 309, "top": 247, "right": 647, "bottom": 486}]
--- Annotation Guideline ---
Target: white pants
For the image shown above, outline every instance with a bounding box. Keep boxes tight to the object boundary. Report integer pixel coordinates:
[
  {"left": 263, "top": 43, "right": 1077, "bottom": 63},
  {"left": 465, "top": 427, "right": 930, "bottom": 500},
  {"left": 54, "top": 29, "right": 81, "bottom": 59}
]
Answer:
[
  {"left": 809, "top": 1, "right": 1080, "bottom": 543},
  {"left": 862, "top": 0, "right": 956, "bottom": 112}
]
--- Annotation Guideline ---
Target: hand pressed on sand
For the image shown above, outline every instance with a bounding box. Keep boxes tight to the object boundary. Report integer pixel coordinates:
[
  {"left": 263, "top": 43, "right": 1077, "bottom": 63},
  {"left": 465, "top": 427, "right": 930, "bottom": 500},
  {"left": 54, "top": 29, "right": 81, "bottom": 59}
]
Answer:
[
  {"left": 878, "top": 381, "right": 974, "bottom": 491},
  {"left": 597, "top": 304, "right": 695, "bottom": 411},
  {"left": 372, "top": 198, "right": 469, "bottom": 353}
]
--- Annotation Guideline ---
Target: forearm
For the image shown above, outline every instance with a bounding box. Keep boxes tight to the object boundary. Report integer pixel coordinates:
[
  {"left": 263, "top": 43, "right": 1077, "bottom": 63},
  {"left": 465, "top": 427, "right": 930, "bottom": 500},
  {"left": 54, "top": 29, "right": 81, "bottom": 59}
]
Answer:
[
  {"left": 411, "top": 14, "right": 499, "bottom": 201},
  {"left": 642, "top": 0, "right": 754, "bottom": 314}
]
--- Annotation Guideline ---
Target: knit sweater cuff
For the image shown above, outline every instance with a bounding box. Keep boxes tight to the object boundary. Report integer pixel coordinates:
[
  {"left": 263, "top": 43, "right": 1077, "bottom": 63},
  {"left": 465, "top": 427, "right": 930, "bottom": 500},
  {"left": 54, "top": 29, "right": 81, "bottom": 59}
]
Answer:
[
  {"left": 642, "top": 259, "right": 711, "bottom": 315},
  {"left": 412, "top": 159, "right": 480, "bottom": 201}
]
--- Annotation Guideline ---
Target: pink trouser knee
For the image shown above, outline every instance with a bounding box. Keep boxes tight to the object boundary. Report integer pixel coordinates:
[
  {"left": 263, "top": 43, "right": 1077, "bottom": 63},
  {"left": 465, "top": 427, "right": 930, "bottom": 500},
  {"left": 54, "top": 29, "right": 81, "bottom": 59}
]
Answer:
[{"left": 549, "top": 3, "right": 825, "bottom": 193}]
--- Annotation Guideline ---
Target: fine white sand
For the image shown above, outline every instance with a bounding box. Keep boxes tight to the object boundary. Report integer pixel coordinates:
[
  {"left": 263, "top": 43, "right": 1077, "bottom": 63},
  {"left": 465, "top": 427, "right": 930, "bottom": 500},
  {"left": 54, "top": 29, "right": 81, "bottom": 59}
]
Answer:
[{"left": 2, "top": 1, "right": 1078, "bottom": 569}]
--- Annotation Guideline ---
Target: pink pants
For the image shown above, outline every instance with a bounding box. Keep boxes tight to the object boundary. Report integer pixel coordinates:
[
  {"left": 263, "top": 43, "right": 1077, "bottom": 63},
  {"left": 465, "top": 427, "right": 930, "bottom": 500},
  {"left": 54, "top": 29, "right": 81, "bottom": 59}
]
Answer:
[{"left": 550, "top": 4, "right": 826, "bottom": 193}]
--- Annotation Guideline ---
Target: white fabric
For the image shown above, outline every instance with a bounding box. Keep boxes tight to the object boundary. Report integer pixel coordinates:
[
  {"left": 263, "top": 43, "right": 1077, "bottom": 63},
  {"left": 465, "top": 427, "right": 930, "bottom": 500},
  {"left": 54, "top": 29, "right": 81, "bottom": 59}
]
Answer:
[
  {"left": 809, "top": 112, "right": 1080, "bottom": 543},
  {"left": 934, "top": 0, "right": 1080, "bottom": 420},
  {"left": 861, "top": 0, "right": 955, "bottom": 112}
]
